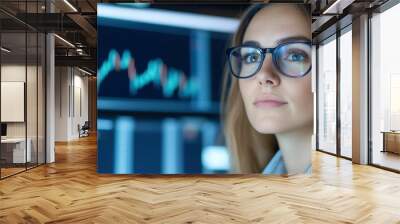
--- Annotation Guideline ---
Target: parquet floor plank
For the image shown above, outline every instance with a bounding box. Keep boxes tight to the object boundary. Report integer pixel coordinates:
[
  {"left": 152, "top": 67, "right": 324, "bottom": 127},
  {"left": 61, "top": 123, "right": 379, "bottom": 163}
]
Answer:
[{"left": 0, "top": 134, "right": 399, "bottom": 223}]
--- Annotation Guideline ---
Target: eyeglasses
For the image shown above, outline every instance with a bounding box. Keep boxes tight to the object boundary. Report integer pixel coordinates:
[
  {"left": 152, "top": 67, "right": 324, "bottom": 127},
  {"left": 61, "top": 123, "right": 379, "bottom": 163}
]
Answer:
[{"left": 226, "top": 41, "right": 312, "bottom": 79}]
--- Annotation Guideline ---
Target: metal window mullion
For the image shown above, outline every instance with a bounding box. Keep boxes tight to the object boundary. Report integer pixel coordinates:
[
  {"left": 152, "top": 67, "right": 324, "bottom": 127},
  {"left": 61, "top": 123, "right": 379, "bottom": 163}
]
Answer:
[
  {"left": 316, "top": 44, "right": 320, "bottom": 151},
  {"left": 0, "top": 22, "right": 2, "bottom": 179},
  {"left": 25, "top": 0, "right": 28, "bottom": 171},
  {"left": 367, "top": 11, "right": 373, "bottom": 165},
  {"left": 336, "top": 29, "right": 341, "bottom": 157},
  {"left": 73, "top": 68, "right": 75, "bottom": 118},
  {"left": 36, "top": 0, "right": 39, "bottom": 167}
]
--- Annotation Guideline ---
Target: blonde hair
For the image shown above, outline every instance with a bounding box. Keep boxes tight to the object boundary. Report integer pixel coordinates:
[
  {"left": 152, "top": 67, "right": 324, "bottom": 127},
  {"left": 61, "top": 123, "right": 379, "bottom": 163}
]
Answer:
[{"left": 221, "top": 4, "right": 311, "bottom": 173}]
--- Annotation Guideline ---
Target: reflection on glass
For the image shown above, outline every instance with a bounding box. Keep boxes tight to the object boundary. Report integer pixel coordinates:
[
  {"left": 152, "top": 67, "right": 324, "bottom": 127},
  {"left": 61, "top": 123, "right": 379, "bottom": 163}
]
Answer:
[
  {"left": 318, "top": 37, "right": 337, "bottom": 154},
  {"left": 371, "top": 3, "right": 400, "bottom": 171},
  {"left": 0, "top": 1, "right": 46, "bottom": 179},
  {"left": 27, "top": 31, "right": 38, "bottom": 169},
  {"left": 1, "top": 31, "right": 27, "bottom": 177},
  {"left": 38, "top": 32, "right": 46, "bottom": 165},
  {"left": 340, "top": 29, "right": 352, "bottom": 158}
]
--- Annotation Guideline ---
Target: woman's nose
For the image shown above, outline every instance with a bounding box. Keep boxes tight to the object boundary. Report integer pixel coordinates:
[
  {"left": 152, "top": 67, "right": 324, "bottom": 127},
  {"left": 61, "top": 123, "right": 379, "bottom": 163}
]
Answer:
[{"left": 255, "top": 55, "right": 280, "bottom": 87}]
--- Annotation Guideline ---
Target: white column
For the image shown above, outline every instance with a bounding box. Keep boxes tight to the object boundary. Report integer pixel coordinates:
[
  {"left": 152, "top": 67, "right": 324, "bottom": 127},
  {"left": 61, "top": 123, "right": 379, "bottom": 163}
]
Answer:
[
  {"left": 352, "top": 14, "right": 369, "bottom": 164},
  {"left": 46, "top": 1, "right": 55, "bottom": 163},
  {"left": 46, "top": 33, "right": 55, "bottom": 163}
]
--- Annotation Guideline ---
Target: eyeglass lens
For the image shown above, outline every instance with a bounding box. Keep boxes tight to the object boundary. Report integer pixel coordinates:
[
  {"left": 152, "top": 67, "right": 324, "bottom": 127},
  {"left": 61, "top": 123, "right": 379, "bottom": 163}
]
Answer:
[{"left": 228, "top": 42, "right": 311, "bottom": 78}]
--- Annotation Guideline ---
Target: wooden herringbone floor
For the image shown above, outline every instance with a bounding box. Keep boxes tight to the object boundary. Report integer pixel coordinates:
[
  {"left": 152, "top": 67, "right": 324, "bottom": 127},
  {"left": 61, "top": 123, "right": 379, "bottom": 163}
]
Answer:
[{"left": 1, "top": 134, "right": 400, "bottom": 224}]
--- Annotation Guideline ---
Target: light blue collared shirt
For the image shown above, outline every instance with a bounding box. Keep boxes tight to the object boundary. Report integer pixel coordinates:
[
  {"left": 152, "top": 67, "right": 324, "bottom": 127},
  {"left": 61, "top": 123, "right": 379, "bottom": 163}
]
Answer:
[{"left": 262, "top": 149, "right": 312, "bottom": 175}]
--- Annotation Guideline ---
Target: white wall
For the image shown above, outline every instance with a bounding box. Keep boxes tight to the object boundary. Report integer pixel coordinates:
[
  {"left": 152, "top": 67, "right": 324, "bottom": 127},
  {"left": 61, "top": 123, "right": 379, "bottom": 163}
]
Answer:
[
  {"left": 55, "top": 66, "right": 89, "bottom": 141},
  {"left": 1, "top": 65, "right": 26, "bottom": 140},
  {"left": 1, "top": 82, "right": 25, "bottom": 122},
  {"left": 72, "top": 73, "right": 89, "bottom": 138},
  {"left": 55, "top": 67, "right": 69, "bottom": 141},
  {"left": 1, "top": 65, "right": 37, "bottom": 138}
]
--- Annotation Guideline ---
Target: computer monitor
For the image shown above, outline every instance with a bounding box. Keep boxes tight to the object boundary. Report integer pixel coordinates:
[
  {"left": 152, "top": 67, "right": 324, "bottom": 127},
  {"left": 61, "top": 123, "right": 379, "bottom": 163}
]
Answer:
[
  {"left": 1, "top": 123, "right": 7, "bottom": 137},
  {"left": 97, "top": 5, "right": 232, "bottom": 114}
]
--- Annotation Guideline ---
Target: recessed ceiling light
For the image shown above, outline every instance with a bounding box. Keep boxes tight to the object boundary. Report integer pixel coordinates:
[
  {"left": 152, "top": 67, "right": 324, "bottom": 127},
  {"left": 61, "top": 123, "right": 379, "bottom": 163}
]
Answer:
[
  {"left": 63, "top": 0, "right": 78, "bottom": 12},
  {"left": 322, "top": 0, "right": 354, "bottom": 15},
  {"left": 54, "top": 34, "right": 75, "bottom": 48},
  {"left": 78, "top": 67, "right": 93, "bottom": 76},
  {"left": 1, "top": 47, "right": 11, "bottom": 53}
]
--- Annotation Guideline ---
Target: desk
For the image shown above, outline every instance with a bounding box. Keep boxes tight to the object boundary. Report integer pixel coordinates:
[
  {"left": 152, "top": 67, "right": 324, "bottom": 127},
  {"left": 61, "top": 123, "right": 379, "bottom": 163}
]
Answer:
[
  {"left": 1, "top": 138, "right": 31, "bottom": 163},
  {"left": 381, "top": 131, "right": 400, "bottom": 155}
]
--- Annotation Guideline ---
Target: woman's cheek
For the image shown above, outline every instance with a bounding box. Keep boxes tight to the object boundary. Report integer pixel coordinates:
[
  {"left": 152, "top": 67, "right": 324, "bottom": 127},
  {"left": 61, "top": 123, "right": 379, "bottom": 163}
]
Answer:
[
  {"left": 297, "top": 79, "right": 313, "bottom": 118},
  {"left": 239, "top": 81, "right": 252, "bottom": 104}
]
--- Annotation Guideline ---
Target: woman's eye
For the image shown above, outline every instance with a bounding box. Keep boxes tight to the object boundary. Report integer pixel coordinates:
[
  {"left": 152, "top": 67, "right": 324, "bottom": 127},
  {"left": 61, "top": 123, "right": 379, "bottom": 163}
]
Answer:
[
  {"left": 243, "top": 53, "right": 260, "bottom": 64},
  {"left": 285, "top": 51, "right": 308, "bottom": 62}
]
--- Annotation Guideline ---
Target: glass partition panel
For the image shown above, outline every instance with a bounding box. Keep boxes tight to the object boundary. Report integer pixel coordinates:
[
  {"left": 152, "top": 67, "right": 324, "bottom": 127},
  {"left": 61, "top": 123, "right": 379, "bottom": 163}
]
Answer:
[
  {"left": 371, "top": 3, "right": 400, "bottom": 171},
  {"left": 1, "top": 30, "right": 27, "bottom": 177},
  {"left": 27, "top": 30, "right": 38, "bottom": 169},
  {"left": 38, "top": 32, "right": 45, "bottom": 165},
  {"left": 339, "top": 28, "right": 352, "bottom": 158},
  {"left": 317, "top": 36, "right": 337, "bottom": 155}
]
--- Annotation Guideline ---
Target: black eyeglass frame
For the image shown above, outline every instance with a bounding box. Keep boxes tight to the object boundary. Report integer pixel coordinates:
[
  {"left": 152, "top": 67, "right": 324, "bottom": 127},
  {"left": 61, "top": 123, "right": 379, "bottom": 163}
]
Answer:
[{"left": 225, "top": 41, "right": 312, "bottom": 79}]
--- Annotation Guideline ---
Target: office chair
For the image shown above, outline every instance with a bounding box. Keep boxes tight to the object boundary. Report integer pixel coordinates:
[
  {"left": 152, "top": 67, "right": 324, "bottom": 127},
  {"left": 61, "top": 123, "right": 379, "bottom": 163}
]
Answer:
[{"left": 79, "top": 121, "right": 90, "bottom": 138}]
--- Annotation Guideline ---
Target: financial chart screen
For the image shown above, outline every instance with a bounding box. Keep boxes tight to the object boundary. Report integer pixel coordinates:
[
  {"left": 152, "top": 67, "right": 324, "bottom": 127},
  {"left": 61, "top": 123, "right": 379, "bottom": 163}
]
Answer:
[
  {"left": 98, "top": 26, "right": 191, "bottom": 100},
  {"left": 98, "top": 8, "right": 233, "bottom": 114}
]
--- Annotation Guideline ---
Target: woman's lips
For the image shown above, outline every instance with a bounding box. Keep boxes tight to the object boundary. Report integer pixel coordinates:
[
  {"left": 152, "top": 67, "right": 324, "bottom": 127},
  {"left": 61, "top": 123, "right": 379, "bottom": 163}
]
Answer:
[{"left": 254, "top": 100, "right": 288, "bottom": 108}]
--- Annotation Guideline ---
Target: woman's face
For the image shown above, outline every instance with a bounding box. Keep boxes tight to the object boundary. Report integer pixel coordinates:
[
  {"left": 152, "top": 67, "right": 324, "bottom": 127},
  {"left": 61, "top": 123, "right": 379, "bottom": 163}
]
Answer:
[{"left": 239, "top": 4, "right": 313, "bottom": 134}]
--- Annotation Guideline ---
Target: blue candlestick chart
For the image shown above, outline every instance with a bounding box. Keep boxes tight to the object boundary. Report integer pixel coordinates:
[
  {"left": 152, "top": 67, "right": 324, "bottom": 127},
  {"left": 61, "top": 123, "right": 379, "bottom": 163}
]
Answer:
[{"left": 98, "top": 49, "right": 198, "bottom": 98}]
